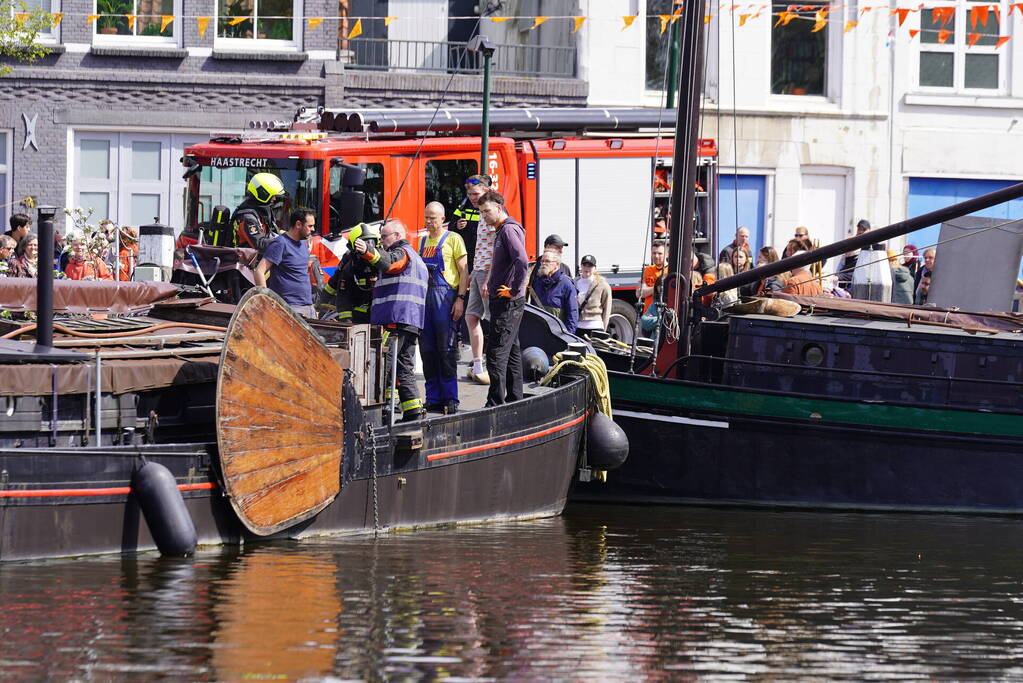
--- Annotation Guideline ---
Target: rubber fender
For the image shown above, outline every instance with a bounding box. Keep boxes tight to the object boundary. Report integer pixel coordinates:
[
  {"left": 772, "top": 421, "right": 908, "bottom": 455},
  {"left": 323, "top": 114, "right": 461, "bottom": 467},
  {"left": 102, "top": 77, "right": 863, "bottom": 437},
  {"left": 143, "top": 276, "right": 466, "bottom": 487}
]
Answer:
[
  {"left": 521, "top": 346, "right": 550, "bottom": 381},
  {"left": 586, "top": 411, "right": 629, "bottom": 470},
  {"left": 132, "top": 462, "right": 198, "bottom": 557}
]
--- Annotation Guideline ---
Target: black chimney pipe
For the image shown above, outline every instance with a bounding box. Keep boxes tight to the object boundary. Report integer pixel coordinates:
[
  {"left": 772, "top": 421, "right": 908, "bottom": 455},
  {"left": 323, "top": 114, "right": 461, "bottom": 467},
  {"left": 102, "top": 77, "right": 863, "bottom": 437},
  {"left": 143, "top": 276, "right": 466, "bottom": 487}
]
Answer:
[
  {"left": 695, "top": 180, "right": 1023, "bottom": 297},
  {"left": 35, "top": 205, "right": 56, "bottom": 348}
]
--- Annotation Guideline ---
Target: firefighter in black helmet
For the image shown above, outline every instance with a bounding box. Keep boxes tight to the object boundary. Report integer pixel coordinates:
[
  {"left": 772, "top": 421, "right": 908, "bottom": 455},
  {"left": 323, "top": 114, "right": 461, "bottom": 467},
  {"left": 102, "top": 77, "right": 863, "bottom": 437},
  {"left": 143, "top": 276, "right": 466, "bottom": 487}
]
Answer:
[{"left": 233, "top": 172, "right": 287, "bottom": 254}]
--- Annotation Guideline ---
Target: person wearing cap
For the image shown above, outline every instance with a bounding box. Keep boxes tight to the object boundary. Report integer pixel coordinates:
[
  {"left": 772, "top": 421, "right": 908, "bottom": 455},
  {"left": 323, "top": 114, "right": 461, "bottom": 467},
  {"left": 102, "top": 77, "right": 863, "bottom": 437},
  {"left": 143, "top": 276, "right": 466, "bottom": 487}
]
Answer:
[
  {"left": 575, "top": 254, "right": 611, "bottom": 335},
  {"left": 540, "top": 234, "right": 573, "bottom": 277},
  {"left": 838, "top": 219, "right": 871, "bottom": 291}
]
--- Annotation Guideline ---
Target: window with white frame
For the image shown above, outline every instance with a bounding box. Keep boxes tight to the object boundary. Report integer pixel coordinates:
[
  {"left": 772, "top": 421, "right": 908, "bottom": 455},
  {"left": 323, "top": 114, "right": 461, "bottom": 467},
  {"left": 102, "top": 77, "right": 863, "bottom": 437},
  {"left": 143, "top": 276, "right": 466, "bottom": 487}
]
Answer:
[
  {"left": 0, "top": 132, "right": 12, "bottom": 231},
  {"left": 918, "top": 0, "right": 1007, "bottom": 91},
  {"left": 94, "top": 0, "right": 180, "bottom": 43},
  {"left": 25, "top": 0, "right": 59, "bottom": 44},
  {"left": 216, "top": 0, "right": 300, "bottom": 47},
  {"left": 771, "top": 0, "right": 834, "bottom": 96}
]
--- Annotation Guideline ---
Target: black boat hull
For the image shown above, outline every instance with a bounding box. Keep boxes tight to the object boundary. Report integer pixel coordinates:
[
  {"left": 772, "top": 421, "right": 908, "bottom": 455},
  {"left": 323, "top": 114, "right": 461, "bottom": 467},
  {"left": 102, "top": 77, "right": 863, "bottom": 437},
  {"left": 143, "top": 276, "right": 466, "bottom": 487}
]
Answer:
[
  {"left": 576, "top": 372, "right": 1023, "bottom": 513},
  {"left": 0, "top": 381, "right": 588, "bottom": 562}
]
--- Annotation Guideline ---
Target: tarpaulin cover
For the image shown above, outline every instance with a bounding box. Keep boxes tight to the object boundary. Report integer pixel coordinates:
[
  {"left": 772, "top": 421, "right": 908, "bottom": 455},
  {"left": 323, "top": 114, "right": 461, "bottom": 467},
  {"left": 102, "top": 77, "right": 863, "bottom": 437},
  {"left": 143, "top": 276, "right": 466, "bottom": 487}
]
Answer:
[
  {"left": 0, "top": 279, "right": 180, "bottom": 314},
  {"left": 173, "top": 245, "right": 258, "bottom": 284},
  {"left": 773, "top": 293, "right": 1023, "bottom": 334},
  {"left": 0, "top": 354, "right": 221, "bottom": 396}
]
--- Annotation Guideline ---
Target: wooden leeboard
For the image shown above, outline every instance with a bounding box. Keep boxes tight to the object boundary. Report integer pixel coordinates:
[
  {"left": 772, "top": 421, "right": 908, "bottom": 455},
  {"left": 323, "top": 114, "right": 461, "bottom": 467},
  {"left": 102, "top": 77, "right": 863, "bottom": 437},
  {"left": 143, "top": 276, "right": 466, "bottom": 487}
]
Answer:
[{"left": 216, "top": 288, "right": 344, "bottom": 536}]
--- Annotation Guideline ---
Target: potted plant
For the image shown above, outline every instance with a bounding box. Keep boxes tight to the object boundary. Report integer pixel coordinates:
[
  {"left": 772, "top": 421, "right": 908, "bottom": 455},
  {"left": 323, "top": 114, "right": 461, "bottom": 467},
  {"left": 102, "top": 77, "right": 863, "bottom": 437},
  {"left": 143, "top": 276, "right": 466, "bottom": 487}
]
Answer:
[{"left": 96, "top": 0, "right": 129, "bottom": 34}]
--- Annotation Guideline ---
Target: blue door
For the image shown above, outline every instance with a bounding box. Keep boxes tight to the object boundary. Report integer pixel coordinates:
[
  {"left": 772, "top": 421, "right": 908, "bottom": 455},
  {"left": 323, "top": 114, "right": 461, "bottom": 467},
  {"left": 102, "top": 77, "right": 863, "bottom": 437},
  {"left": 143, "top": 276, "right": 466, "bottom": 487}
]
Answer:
[
  {"left": 907, "top": 177, "right": 1023, "bottom": 274},
  {"left": 718, "top": 174, "right": 766, "bottom": 256}
]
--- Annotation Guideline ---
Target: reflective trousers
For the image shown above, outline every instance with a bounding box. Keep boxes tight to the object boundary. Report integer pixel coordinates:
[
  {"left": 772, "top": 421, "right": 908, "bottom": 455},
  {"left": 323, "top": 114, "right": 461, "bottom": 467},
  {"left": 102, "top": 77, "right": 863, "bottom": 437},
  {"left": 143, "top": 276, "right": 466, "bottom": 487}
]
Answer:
[{"left": 420, "top": 283, "right": 459, "bottom": 406}]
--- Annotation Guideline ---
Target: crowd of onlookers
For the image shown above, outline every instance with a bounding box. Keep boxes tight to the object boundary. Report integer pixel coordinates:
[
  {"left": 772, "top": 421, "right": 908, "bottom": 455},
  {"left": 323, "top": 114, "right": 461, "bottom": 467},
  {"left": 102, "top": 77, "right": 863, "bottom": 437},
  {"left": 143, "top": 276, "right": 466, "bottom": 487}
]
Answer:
[
  {"left": 0, "top": 213, "right": 139, "bottom": 282},
  {"left": 700, "top": 221, "right": 936, "bottom": 307}
]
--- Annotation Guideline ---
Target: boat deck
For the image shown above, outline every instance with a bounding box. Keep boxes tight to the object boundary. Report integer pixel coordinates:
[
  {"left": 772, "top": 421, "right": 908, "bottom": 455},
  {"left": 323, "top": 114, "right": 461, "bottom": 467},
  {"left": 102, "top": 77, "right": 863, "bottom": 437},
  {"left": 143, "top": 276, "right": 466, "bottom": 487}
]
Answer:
[{"left": 412, "top": 345, "right": 553, "bottom": 413}]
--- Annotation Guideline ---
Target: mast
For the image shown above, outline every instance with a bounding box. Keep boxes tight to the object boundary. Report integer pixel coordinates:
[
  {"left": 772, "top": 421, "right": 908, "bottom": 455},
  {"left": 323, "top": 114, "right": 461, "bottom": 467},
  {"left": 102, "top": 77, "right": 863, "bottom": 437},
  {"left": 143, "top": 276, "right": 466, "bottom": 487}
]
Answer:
[{"left": 667, "top": 0, "right": 707, "bottom": 355}]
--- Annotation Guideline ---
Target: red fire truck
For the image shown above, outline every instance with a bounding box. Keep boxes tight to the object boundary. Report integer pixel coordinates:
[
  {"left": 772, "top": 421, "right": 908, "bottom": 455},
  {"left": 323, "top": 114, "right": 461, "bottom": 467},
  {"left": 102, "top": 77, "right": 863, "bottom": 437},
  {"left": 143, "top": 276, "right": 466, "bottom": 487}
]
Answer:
[{"left": 180, "top": 108, "right": 717, "bottom": 340}]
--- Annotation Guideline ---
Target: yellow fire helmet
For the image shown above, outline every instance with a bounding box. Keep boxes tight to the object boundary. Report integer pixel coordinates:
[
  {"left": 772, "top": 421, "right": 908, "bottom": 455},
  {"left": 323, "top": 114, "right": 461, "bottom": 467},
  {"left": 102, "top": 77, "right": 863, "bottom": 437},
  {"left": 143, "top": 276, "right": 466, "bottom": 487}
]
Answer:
[
  {"left": 347, "top": 222, "right": 380, "bottom": 245},
  {"left": 246, "top": 172, "right": 285, "bottom": 204}
]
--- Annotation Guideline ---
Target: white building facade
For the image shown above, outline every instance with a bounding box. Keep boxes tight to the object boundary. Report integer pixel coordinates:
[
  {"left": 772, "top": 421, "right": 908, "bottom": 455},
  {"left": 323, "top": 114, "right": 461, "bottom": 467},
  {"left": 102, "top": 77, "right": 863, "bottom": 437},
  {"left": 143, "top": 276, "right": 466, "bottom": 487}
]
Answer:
[{"left": 579, "top": 0, "right": 1023, "bottom": 260}]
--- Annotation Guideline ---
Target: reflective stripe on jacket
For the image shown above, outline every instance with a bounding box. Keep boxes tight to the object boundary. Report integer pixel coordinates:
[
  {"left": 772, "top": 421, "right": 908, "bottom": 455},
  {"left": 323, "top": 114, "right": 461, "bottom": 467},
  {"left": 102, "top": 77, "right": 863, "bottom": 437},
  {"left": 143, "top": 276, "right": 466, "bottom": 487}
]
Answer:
[{"left": 370, "top": 243, "right": 428, "bottom": 329}]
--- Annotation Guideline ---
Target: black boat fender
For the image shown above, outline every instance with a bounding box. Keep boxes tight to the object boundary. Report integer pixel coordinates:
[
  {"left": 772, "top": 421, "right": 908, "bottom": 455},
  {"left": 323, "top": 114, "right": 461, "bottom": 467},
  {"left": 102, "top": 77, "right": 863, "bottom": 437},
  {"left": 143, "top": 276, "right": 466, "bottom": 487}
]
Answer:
[
  {"left": 586, "top": 411, "right": 629, "bottom": 470},
  {"left": 132, "top": 461, "right": 198, "bottom": 557}
]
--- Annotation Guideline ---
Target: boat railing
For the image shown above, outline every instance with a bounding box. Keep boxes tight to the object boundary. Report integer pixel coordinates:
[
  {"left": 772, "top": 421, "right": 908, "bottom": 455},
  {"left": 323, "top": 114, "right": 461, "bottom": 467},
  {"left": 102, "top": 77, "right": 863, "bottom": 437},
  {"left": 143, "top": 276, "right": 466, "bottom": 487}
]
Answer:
[{"left": 682, "top": 354, "right": 1023, "bottom": 413}]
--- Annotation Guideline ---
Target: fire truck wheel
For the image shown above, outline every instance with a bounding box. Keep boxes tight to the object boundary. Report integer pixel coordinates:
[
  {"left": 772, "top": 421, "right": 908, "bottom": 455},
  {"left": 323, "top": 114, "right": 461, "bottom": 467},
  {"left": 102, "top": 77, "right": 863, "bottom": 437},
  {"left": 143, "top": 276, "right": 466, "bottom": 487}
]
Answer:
[{"left": 607, "top": 300, "right": 637, "bottom": 345}]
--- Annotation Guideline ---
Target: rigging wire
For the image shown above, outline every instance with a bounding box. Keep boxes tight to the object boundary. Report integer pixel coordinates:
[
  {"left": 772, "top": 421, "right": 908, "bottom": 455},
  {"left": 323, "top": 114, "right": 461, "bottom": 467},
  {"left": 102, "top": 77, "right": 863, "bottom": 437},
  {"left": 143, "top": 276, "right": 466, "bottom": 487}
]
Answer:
[{"left": 381, "top": 16, "right": 484, "bottom": 223}]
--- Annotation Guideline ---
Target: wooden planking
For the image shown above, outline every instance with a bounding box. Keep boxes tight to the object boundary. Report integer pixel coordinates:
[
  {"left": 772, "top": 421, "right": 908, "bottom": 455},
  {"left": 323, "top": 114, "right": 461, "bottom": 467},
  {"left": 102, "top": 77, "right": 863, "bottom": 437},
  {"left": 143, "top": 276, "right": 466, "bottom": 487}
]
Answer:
[{"left": 216, "top": 288, "right": 345, "bottom": 536}]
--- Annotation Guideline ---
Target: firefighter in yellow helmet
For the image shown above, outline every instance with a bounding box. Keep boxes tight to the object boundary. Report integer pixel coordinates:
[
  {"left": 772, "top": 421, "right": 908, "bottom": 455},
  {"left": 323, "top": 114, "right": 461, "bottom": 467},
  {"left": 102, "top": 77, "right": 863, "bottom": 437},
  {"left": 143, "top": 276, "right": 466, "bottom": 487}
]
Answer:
[{"left": 233, "top": 172, "right": 287, "bottom": 254}]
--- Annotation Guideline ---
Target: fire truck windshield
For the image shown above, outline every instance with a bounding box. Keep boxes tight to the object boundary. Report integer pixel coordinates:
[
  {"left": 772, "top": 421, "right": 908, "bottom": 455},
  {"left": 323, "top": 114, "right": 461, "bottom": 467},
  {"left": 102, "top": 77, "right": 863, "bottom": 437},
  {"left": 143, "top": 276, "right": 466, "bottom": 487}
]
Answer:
[{"left": 185, "top": 157, "right": 320, "bottom": 231}]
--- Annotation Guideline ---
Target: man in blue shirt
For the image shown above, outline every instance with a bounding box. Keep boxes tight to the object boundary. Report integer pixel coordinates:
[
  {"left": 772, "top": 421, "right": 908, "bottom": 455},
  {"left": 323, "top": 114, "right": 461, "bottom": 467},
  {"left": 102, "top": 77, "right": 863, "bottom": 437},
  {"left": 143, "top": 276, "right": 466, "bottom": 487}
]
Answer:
[{"left": 254, "top": 208, "right": 316, "bottom": 317}]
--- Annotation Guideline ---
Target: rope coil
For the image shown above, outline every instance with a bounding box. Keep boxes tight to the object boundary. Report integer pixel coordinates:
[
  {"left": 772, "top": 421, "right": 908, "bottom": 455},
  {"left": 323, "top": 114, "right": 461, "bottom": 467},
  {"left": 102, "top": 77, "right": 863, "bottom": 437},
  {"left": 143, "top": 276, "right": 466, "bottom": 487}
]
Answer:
[{"left": 539, "top": 350, "right": 612, "bottom": 417}]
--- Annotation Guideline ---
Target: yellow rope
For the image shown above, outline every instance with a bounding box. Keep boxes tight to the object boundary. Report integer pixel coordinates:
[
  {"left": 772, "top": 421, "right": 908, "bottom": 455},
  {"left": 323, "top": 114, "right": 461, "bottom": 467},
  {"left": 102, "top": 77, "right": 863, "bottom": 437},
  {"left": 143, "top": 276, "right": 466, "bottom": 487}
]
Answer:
[{"left": 539, "top": 350, "right": 612, "bottom": 417}]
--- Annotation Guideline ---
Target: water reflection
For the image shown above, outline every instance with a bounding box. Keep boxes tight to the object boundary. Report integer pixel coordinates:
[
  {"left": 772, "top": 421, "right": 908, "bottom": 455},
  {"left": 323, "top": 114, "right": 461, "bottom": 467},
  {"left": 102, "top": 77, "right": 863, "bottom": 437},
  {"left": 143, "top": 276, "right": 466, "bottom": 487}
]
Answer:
[{"left": 3, "top": 506, "right": 1023, "bottom": 679}]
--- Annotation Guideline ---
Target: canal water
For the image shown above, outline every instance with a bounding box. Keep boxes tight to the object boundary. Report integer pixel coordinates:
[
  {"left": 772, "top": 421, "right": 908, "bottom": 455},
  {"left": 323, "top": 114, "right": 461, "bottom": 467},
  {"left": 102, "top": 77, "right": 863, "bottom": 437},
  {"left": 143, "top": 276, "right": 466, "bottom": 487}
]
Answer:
[{"left": 3, "top": 504, "right": 1023, "bottom": 680}]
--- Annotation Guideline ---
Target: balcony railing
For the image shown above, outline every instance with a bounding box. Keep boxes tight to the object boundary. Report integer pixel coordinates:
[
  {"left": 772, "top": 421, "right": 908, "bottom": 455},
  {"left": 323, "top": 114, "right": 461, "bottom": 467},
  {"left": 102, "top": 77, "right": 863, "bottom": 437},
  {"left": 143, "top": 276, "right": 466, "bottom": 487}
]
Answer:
[{"left": 344, "top": 38, "right": 576, "bottom": 79}]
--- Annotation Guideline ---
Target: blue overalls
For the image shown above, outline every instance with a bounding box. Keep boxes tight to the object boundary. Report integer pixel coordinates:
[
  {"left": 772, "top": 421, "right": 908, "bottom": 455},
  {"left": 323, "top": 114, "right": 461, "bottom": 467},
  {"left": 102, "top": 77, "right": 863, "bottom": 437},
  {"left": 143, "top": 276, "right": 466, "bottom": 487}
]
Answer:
[{"left": 418, "top": 232, "right": 459, "bottom": 408}]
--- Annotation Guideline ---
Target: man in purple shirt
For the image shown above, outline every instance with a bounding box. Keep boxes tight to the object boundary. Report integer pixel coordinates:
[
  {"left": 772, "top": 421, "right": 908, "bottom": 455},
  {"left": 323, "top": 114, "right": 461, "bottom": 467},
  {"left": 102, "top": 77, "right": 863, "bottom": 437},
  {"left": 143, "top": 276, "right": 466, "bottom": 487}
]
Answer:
[
  {"left": 477, "top": 190, "right": 528, "bottom": 406},
  {"left": 253, "top": 207, "right": 316, "bottom": 318}
]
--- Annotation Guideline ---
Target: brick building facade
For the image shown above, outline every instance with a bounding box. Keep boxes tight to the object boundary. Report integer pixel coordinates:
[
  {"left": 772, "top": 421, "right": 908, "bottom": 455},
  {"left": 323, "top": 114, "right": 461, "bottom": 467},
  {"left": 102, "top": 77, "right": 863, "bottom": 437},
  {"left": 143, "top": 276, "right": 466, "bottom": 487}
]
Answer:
[{"left": 0, "top": 0, "right": 585, "bottom": 233}]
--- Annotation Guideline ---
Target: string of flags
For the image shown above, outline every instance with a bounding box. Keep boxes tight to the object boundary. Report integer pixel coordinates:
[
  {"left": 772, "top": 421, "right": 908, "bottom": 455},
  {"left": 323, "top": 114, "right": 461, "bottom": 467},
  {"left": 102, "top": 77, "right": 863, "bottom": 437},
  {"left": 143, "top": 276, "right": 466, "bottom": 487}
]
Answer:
[{"left": 22, "top": 5, "right": 1016, "bottom": 48}]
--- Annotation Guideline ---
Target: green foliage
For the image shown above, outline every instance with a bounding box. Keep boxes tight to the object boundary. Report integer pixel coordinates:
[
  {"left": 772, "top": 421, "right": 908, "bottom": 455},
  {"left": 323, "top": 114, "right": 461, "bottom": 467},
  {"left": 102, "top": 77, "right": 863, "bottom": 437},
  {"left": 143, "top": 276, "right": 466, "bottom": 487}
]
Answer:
[{"left": 0, "top": 0, "right": 53, "bottom": 74}]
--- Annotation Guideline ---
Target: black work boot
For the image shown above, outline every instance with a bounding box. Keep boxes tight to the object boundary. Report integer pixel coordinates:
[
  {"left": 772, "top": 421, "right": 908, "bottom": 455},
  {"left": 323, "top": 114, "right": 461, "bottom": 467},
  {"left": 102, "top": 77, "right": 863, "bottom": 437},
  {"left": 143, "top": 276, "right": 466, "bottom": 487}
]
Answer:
[{"left": 400, "top": 409, "right": 425, "bottom": 423}]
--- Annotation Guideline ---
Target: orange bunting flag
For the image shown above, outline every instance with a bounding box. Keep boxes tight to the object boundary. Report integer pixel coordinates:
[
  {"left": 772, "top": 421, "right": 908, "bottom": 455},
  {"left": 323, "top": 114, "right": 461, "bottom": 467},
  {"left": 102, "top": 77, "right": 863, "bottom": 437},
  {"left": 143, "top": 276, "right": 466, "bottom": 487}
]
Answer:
[
  {"left": 622, "top": 15, "right": 637, "bottom": 29},
  {"left": 970, "top": 4, "right": 989, "bottom": 27},
  {"left": 844, "top": 20, "right": 857, "bottom": 32},
  {"left": 13, "top": 12, "right": 27, "bottom": 24},
  {"left": 126, "top": 14, "right": 135, "bottom": 29},
  {"left": 908, "top": 28, "right": 919, "bottom": 38},
  {"left": 704, "top": 13, "right": 712, "bottom": 23},
  {"left": 87, "top": 13, "right": 99, "bottom": 24},
  {"left": 489, "top": 16, "right": 511, "bottom": 22},
  {"left": 996, "top": 35, "right": 1011, "bottom": 47},
  {"left": 197, "top": 16, "right": 210, "bottom": 36},
  {"left": 228, "top": 16, "right": 246, "bottom": 25},
  {"left": 938, "top": 28, "right": 951, "bottom": 43},
  {"left": 968, "top": 31, "right": 982, "bottom": 46},
  {"left": 892, "top": 8, "right": 911, "bottom": 26},
  {"left": 739, "top": 13, "right": 750, "bottom": 25},
  {"left": 1012, "top": 3, "right": 1023, "bottom": 17},
  {"left": 859, "top": 6, "right": 872, "bottom": 15},
  {"left": 51, "top": 12, "right": 63, "bottom": 25},
  {"left": 932, "top": 6, "right": 954, "bottom": 25},
  {"left": 811, "top": 8, "right": 828, "bottom": 32},
  {"left": 384, "top": 16, "right": 396, "bottom": 26},
  {"left": 307, "top": 17, "right": 323, "bottom": 30},
  {"left": 347, "top": 17, "right": 363, "bottom": 38},
  {"left": 571, "top": 16, "right": 586, "bottom": 32},
  {"left": 774, "top": 10, "right": 797, "bottom": 26},
  {"left": 160, "top": 14, "right": 173, "bottom": 32},
  {"left": 659, "top": 14, "right": 671, "bottom": 34},
  {"left": 531, "top": 16, "right": 549, "bottom": 29}
]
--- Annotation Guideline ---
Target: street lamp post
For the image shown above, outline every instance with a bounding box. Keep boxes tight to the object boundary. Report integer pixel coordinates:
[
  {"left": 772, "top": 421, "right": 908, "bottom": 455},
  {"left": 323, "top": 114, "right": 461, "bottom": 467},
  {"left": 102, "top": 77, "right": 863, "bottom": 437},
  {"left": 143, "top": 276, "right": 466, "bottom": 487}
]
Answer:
[{"left": 467, "top": 35, "right": 497, "bottom": 176}]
